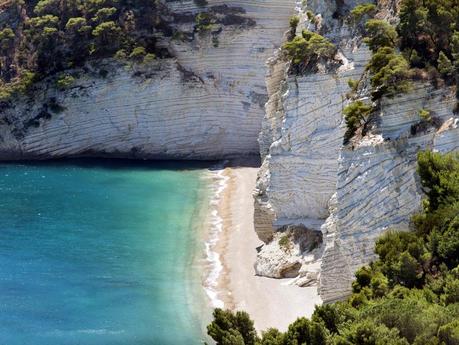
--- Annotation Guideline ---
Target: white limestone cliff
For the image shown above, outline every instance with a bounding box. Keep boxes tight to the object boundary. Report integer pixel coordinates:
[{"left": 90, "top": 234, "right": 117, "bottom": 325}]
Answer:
[
  {"left": 254, "top": 0, "right": 372, "bottom": 283},
  {"left": 319, "top": 86, "right": 459, "bottom": 302},
  {"left": 254, "top": 0, "right": 459, "bottom": 302},
  {"left": 0, "top": 0, "right": 295, "bottom": 160}
]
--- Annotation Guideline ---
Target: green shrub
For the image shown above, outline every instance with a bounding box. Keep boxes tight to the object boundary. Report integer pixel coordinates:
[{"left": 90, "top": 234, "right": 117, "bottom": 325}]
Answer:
[
  {"left": 0, "top": 28, "right": 15, "bottom": 51},
  {"left": 278, "top": 234, "right": 290, "bottom": 250},
  {"left": 129, "top": 46, "right": 147, "bottom": 60},
  {"left": 349, "top": 3, "right": 377, "bottom": 26},
  {"left": 361, "top": 294, "right": 454, "bottom": 344},
  {"left": 114, "top": 49, "right": 127, "bottom": 60},
  {"left": 195, "top": 12, "right": 214, "bottom": 32},
  {"left": 417, "top": 150, "right": 459, "bottom": 212},
  {"left": 353, "top": 266, "right": 373, "bottom": 292},
  {"left": 283, "top": 30, "right": 336, "bottom": 73},
  {"left": 364, "top": 19, "right": 398, "bottom": 52},
  {"left": 92, "top": 7, "right": 117, "bottom": 24},
  {"left": 289, "top": 15, "right": 300, "bottom": 31},
  {"left": 56, "top": 74, "right": 75, "bottom": 90},
  {"left": 143, "top": 53, "right": 156, "bottom": 64},
  {"left": 440, "top": 271, "right": 459, "bottom": 305},
  {"left": 438, "top": 52, "right": 454, "bottom": 78},
  {"left": 343, "top": 100, "right": 373, "bottom": 143},
  {"left": 333, "top": 319, "right": 409, "bottom": 345},
  {"left": 367, "top": 47, "right": 411, "bottom": 98},
  {"left": 207, "top": 309, "right": 258, "bottom": 345},
  {"left": 0, "top": 86, "right": 13, "bottom": 102},
  {"left": 419, "top": 109, "right": 431, "bottom": 122},
  {"left": 92, "top": 21, "right": 122, "bottom": 52},
  {"left": 284, "top": 317, "right": 328, "bottom": 345},
  {"left": 13, "top": 70, "right": 36, "bottom": 94},
  {"left": 347, "top": 78, "right": 359, "bottom": 92},
  {"left": 33, "top": 0, "right": 60, "bottom": 16},
  {"left": 437, "top": 217, "right": 459, "bottom": 267},
  {"left": 438, "top": 320, "right": 459, "bottom": 345},
  {"left": 259, "top": 328, "right": 284, "bottom": 345}
]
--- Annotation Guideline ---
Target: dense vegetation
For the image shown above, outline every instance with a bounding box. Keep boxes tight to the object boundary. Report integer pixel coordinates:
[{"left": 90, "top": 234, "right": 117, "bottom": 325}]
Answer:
[
  {"left": 207, "top": 150, "right": 459, "bottom": 345},
  {"left": 0, "top": 0, "right": 173, "bottom": 100},
  {"left": 344, "top": 0, "right": 459, "bottom": 143}
]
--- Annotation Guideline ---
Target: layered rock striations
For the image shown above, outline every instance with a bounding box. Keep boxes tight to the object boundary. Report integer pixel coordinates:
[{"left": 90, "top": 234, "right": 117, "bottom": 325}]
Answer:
[
  {"left": 254, "top": 0, "right": 372, "bottom": 284},
  {"left": 0, "top": 0, "right": 295, "bottom": 160},
  {"left": 254, "top": 0, "right": 459, "bottom": 302},
  {"left": 319, "top": 86, "right": 459, "bottom": 302}
]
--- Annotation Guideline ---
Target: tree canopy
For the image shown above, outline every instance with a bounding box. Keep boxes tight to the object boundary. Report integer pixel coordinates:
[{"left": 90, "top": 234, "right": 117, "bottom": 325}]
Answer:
[{"left": 0, "top": 0, "right": 167, "bottom": 101}]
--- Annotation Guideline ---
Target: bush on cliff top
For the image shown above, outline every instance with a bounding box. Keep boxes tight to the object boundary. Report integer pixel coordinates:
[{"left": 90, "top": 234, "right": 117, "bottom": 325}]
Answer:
[
  {"left": 348, "top": 3, "right": 377, "bottom": 27},
  {"left": 283, "top": 30, "right": 337, "bottom": 74},
  {"left": 343, "top": 100, "right": 374, "bottom": 143},
  {"left": 207, "top": 151, "right": 459, "bottom": 345}
]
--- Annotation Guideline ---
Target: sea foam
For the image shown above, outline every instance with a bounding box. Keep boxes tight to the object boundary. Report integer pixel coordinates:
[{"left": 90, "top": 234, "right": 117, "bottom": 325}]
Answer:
[{"left": 203, "top": 161, "right": 229, "bottom": 309}]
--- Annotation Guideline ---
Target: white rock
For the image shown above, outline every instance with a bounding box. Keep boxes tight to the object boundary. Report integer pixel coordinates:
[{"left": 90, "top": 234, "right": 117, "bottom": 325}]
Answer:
[{"left": 0, "top": 0, "right": 296, "bottom": 160}]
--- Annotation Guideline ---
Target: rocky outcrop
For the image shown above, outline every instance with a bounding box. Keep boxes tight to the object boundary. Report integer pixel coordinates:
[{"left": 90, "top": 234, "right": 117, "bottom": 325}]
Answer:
[
  {"left": 255, "top": 46, "right": 371, "bottom": 238},
  {"left": 254, "top": 0, "right": 372, "bottom": 287},
  {"left": 255, "top": 225, "right": 323, "bottom": 286},
  {"left": 254, "top": 0, "right": 459, "bottom": 302},
  {"left": 0, "top": 0, "right": 295, "bottom": 160},
  {"left": 319, "top": 86, "right": 459, "bottom": 302}
]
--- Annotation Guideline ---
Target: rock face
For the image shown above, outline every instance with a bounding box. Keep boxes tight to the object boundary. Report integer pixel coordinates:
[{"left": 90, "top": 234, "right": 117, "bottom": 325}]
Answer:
[
  {"left": 254, "top": 0, "right": 459, "bottom": 302},
  {"left": 0, "top": 0, "right": 295, "bottom": 160},
  {"left": 254, "top": 0, "right": 372, "bottom": 285},
  {"left": 319, "top": 87, "right": 459, "bottom": 302},
  {"left": 255, "top": 45, "right": 371, "bottom": 242}
]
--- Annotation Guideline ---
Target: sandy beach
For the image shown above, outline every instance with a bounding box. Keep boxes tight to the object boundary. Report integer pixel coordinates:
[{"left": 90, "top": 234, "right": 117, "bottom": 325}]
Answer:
[{"left": 207, "top": 165, "right": 322, "bottom": 332}]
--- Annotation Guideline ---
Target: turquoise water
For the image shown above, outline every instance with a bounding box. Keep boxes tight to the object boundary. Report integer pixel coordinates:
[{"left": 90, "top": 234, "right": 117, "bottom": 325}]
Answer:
[{"left": 0, "top": 160, "right": 210, "bottom": 345}]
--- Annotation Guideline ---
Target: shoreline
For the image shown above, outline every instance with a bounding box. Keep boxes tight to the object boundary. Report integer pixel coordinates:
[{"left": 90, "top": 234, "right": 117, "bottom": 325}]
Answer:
[
  {"left": 202, "top": 162, "right": 229, "bottom": 309},
  {"left": 203, "top": 163, "right": 322, "bottom": 332}
]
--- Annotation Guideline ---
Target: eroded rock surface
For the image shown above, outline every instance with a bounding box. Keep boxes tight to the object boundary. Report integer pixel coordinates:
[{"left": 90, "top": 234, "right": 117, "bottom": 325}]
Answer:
[
  {"left": 0, "top": 0, "right": 295, "bottom": 160},
  {"left": 254, "top": 0, "right": 459, "bottom": 301}
]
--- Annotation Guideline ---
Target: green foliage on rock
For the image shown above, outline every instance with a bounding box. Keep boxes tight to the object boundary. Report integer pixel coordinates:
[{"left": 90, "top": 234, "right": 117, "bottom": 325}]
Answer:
[
  {"left": 349, "top": 3, "right": 377, "bottom": 25},
  {"left": 0, "top": 28, "right": 15, "bottom": 51},
  {"left": 416, "top": 150, "right": 459, "bottom": 212},
  {"left": 342, "top": 100, "right": 373, "bottom": 143},
  {"left": 0, "top": 0, "right": 168, "bottom": 100},
  {"left": 397, "top": 0, "right": 459, "bottom": 94},
  {"left": 364, "top": 19, "right": 398, "bottom": 52},
  {"left": 283, "top": 30, "right": 336, "bottom": 73},
  {"left": 56, "top": 74, "right": 75, "bottom": 90},
  {"left": 367, "top": 47, "right": 412, "bottom": 98},
  {"left": 289, "top": 16, "right": 299, "bottom": 31},
  {"left": 129, "top": 46, "right": 147, "bottom": 60},
  {"left": 195, "top": 12, "right": 215, "bottom": 32},
  {"left": 346, "top": 0, "right": 458, "bottom": 103}
]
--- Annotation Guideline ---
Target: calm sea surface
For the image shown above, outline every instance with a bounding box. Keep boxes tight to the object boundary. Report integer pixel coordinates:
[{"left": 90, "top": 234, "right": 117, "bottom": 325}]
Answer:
[{"left": 0, "top": 160, "right": 210, "bottom": 345}]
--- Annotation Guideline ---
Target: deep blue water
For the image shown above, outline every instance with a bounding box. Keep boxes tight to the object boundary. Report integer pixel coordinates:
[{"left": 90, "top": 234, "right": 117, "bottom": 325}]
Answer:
[{"left": 0, "top": 160, "right": 210, "bottom": 345}]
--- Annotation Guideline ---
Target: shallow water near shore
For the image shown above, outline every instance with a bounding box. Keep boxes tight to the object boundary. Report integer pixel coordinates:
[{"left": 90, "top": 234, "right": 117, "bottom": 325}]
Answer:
[{"left": 0, "top": 159, "right": 212, "bottom": 345}]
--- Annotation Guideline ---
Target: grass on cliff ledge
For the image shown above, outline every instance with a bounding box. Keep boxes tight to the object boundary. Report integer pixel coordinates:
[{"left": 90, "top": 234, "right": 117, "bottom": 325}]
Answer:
[{"left": 207, "top": 150, "right": 459, "bottom": 345}]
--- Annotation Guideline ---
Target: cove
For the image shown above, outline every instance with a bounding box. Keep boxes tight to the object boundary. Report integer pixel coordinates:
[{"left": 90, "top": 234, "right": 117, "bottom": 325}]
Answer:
[{"left": 0, "top": 160, "right": 211, "bottom": 345}]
